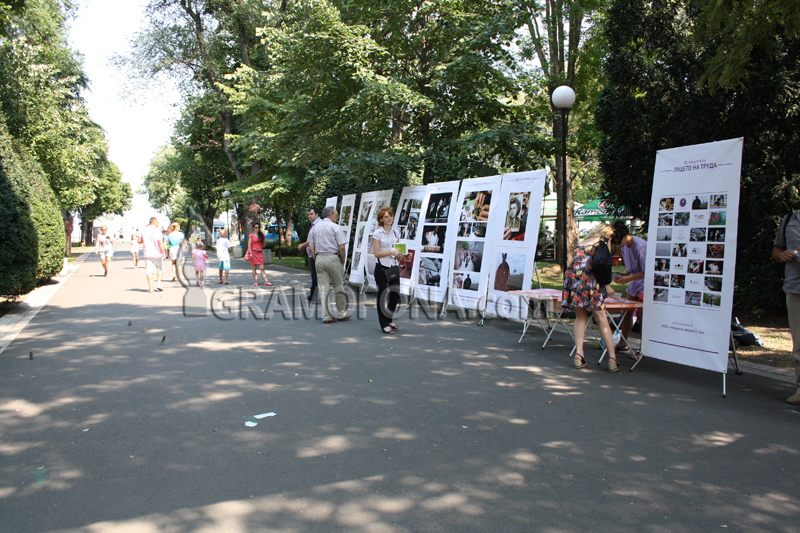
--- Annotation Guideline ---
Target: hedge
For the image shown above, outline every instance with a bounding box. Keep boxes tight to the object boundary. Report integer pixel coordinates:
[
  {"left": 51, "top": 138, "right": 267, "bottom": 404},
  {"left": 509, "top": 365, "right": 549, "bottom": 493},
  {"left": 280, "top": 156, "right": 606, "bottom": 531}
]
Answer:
[{"left": 0, "top": 121, "right": 65, "bottom": 298}]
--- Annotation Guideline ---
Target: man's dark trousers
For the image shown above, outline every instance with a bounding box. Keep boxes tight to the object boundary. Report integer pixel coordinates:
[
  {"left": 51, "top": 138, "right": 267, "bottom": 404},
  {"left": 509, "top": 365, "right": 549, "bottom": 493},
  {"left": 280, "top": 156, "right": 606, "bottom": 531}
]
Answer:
[{"left": 308, "top": 256, "right": 318, "bottom": 302}]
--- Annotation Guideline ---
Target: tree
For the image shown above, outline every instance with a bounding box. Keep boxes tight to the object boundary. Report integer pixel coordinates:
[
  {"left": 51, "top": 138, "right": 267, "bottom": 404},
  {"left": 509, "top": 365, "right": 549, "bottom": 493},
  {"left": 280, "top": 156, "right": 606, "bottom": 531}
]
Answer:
[
  {"left": 76, "top": 162, "right": 132, "bottom": 246},
  {"left": 514, "top": 0, "right": 609, "bottom": 264},
  {"left": 596, "top": 0, "right": 800, "bottom": 313},
  {"left": 0, "top": 0, "right": 109, "bottom": 209}
]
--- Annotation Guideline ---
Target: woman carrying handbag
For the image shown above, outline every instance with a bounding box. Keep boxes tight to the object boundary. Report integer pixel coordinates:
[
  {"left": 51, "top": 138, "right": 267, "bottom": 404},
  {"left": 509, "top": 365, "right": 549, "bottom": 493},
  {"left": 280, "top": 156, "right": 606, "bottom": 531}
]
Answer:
[{"left": 372, "top": 207, "right": 402, "bottom": 334}]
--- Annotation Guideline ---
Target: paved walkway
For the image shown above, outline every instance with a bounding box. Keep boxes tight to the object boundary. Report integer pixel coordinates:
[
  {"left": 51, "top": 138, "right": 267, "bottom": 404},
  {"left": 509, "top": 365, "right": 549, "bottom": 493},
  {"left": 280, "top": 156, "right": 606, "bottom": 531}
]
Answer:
[{"left": 1, "top": 245, "right": 799, "bottom": 533}]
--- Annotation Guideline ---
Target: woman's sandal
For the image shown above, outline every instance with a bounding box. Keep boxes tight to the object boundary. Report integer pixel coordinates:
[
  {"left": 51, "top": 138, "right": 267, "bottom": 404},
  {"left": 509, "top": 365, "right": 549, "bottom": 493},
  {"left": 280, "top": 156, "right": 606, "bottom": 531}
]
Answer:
[
  {"left": 630, "top": 351, "right": 644, "bottom": 361},
  {"left": 389, "top": 323, "right": 399, "bottom": 330},
  {"left": 574, "top": 354, "right": 587, "bottom": 369},
  {"left": 382, "top": 326, "right": 394, "bottom": 335},
  {"left": 608, "top": 357, "right": 620, "bottom": 373}
]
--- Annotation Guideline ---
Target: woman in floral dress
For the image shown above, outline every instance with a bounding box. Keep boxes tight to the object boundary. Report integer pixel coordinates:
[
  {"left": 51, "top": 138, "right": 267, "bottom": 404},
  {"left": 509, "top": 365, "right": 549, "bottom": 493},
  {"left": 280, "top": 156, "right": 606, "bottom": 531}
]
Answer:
[{"left": 562, "top": 224, "right": 619, "bottom": 372}]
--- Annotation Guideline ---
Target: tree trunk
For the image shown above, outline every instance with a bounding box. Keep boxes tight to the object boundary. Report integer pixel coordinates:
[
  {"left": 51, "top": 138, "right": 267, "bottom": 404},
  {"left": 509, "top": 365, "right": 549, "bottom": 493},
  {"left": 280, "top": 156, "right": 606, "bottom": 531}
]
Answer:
[
  {"left": 553, "top": 113, "right": 577, "bottom": 270},
  {"left": 62, "top": 210, "right": 73, "bottom": 256},
  {"left": 81, "top": 218, "right": 93, "bottom": 247},
  {"left": 281, "top": 208, "right": 294, "bottom": 246}
]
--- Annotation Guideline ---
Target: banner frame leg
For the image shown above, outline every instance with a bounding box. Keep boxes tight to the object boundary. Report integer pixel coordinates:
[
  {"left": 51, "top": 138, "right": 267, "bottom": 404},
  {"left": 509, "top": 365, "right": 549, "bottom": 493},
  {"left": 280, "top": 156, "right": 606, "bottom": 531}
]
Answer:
[{"left": 728, "top": 330, "right": 742, "bottom": 375}]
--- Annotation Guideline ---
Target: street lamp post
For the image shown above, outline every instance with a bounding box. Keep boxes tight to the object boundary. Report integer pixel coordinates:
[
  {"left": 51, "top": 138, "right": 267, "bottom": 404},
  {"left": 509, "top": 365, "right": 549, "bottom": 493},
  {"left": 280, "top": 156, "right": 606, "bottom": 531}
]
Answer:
[
  {"left": 223, "top": 190, "right": 231, "bottom": 237},
  {"left": 551, "top": 85, "right": 576, "bottom": 274}
]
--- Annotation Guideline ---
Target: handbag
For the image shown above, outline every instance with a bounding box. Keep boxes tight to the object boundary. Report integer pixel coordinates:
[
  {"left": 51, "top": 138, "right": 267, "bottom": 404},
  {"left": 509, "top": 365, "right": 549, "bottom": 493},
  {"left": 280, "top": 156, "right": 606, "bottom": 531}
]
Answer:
[
  {"left": 244, "top": 249, "right": 251, "bottom": 261},
  {"left": 383, "top": 264, "right": 400, "bottom": 282},
  {"left": 592, "top": 238, "right": 614, "bottom": 287}
]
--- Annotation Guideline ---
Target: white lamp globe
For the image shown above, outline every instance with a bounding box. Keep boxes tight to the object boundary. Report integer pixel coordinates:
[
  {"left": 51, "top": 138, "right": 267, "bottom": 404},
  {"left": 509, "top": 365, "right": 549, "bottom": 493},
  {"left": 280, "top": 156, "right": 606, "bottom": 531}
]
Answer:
[
  {"left": 551, "top": 85, "right": 576, "bottom": 109},
  {"left": 223, "top": 190, "right": 231, "bottom": 198}
]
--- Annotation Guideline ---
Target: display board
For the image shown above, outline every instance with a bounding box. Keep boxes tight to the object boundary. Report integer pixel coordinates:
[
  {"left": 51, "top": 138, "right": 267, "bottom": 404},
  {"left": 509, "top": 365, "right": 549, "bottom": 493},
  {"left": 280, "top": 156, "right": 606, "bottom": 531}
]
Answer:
[
  {"left": 364, "top": 189, "right": 395, "bottom": 288},
  {"left": 410, "top": 181, "right": 462, "bottom": 303},
  {"left": 348, "top": 189, "right": 393, "bottom": 286},
  {"left": 485, "top": 170, "right": 548, "bottom": 318},
  {"left": 339, "top": 193, "right": 356, "bottom": 260},
  {"left": 391, "top": 186, "right": 428, "bottom": 296},
  {"left": 446, "top": 175, "right": 503, "bottom": 310},
  {"left": 641, "top": 138, "right": 743, "bottom": 374},
  {"left": 325, "top": 196, "right": 338, "bottom": 209}
]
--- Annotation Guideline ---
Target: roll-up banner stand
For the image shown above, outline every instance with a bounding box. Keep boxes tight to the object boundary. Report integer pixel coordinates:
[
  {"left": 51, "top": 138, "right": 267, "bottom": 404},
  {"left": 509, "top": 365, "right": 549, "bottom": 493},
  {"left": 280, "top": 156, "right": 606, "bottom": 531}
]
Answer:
[
  {"left": 411, "top": 181, "right": 462, "bottom": 303},
  {"left": 325, "top": 196, "right": 338, "bottom": 210},
  {"left": 339, "top": 193, "right": 356, "bottom": 260},
  {"left": 446, "top": 175, "right": 503, "bottom": 311},
  {"left": 364, "top": 189, "right": 395, "bottom": 289},
  {"left": 348, "top": 189, "right": 394, "bottom": 288},
  {"left": 641, "top": 138, "right": 742, "bottom": 394},
  {"left": 349, "top": 191, "right": 380, "bottom": 285},
  {"left": 391, "top": 186, "right": 428, "bottom": 296},
  {"left": 485, "top": 170, "right": 548, "bottom": 319}
]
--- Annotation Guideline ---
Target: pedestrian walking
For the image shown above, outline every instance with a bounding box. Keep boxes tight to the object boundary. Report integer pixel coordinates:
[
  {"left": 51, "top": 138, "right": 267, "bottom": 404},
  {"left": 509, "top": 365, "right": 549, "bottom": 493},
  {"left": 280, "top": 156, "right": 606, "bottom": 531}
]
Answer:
[
  {"left": 130, "top": 229, "right": 140, "bottom": 267},
  {"left": 372, "top": 207, "right": 402, "bottom": 334},
  {"left": 297, "top": 207, "right": 321, "bottom": 302},
  {"left": 192, "top": 242, "right": 208, "bottom": 286},
  {"left": 165, "top": 222, "right": 185, "bottom": 282},
  {"left": 216, "top": 229, "right": 232, "bottom": 284},
  {"left": 245, "top": 223, "right": 273, "bottom": 286},
  {"left": 94, "top": 225, "right": 115, "bottom": 277},
  {"left": 140, "top": 217, "right": 165, "bottom": 292},
  {"left": 309, "top": 206, "right": 351, "bottom": 323}
]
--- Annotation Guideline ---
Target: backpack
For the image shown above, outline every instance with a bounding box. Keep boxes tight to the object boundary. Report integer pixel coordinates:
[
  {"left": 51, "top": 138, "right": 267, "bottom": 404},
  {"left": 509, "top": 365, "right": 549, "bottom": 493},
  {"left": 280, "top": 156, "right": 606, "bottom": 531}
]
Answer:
[{"left": 592, "top": 238, "right": 614, "bottom": 287}]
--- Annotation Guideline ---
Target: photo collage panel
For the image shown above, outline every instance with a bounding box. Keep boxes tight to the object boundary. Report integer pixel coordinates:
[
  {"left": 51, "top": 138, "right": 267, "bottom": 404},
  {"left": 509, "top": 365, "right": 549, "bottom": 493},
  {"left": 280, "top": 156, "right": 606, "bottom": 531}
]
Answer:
[
  {"left": 653, "top": 193, "right": 728, "bottom": 309},
  {"left": 451, "top": 189, "right": 492, "bottom": 292}
]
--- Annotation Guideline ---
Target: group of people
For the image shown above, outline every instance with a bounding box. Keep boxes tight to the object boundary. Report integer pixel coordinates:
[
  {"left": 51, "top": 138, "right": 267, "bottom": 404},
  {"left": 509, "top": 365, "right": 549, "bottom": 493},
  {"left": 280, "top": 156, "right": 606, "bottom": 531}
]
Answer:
[{"left": 299, "top": 205, "right": 400, "bottom": 333}]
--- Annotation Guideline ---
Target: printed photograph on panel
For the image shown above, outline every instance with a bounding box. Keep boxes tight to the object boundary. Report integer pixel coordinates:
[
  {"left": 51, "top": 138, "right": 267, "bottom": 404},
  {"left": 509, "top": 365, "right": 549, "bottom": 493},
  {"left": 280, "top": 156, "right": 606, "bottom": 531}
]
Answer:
[
  {"left": 460, "top": 190, "right": 492, "bottom": 222},
  {"left": 655, "top": 258, "right": 670, "bottom": 271},
  {"left": 493, "top": 253, "right": 527, "bottom": 292},
  {"left": 658, "top": 213, "right": 674, "bottom": 226},
  {"left": 691, "top": 196, "right": 708, "bottom": 210},
  {"left": 425, "top": 193, "right": 452, "bottom": 223},
  {"left": 654, "top": 288, "right": 668, "bottom": 302},
  {"left": 705, "top": 260, "right": 723, "bottom": 275},
  {"left": 359, "top": 201, "right": 373, "bottom": 222},
  {"left": 709, "top": 210, "right": 726, "bottom": 226},
  {"left": 340, "top": 205, "right": 352, "bottom": 226},
  {"left": 708, "top": 228, "right": 726, "bottom": 242},
  {"left": 685, "top": 291, "right": 702, "bottom": 306},
  {"left": 418, "top": 257, "right": 443, "bottom": 287},
  {"left": 421, "top": 225, "right": 447, "bottom": 254},
  {"left": 710, "top": 194, "right": 727, "bottom": 207},
  {"left": 657, "top": 228, "right": 673, "bottom": 241},
  {"left": 659, "top": 197, "right": 674, "bottom": 211},
  {"left": 674, "top": 212, "right": 691, "bottom": 226},
  {"left": 452, "top": 273, "right": 480, "bottom": 292},
  {"left": 453, "top": 241, "right": 484, "bottom": 272}
]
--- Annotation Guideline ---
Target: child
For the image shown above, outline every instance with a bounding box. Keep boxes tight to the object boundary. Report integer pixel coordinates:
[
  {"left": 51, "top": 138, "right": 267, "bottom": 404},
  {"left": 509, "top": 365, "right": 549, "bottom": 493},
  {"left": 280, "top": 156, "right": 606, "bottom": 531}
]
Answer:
[
  {"left": 215, "top": 229, "right": 233, "bottom": 284},
  {"left": 192, "top": 242, "right": 208, "bottom": 286}
]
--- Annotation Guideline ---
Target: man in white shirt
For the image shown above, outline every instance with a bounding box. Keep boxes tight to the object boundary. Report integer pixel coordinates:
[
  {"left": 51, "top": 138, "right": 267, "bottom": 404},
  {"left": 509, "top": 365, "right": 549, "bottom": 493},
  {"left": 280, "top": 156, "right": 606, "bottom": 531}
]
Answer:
[
  {"left": 298, "top": 208, "right": 321, "bottom": 303},
  {"left": 216, "top": 229, "right": 233, "bottom": 284},
  {"left": 139, "top": 217, "right": 166, "bottom": 292},
  {"left": 309, "top": 207, "right": 350, "bottom": 323}
]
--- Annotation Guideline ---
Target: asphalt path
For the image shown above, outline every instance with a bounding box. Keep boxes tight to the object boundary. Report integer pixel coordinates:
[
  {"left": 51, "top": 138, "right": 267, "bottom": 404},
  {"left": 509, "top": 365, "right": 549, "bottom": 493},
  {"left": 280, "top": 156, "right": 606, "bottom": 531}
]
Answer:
[{"left": 1, "top": 246, "right": 799, "bottom": 532}]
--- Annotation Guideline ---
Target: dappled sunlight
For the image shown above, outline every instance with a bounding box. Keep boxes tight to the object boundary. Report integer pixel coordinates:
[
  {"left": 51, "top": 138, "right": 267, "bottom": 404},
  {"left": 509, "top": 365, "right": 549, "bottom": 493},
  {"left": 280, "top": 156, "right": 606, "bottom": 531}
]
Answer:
[
  {"left": 297, "top": 435, "right": 356, "bottom": 458},
  {"left": 167, "top": 391, "right": 243, "bottom": 411},
  {"left": 373, "top": 427, "right": 416, "bottom": 440},
  {"left": 753, "top": 444, "right": 800, "bottom": 455},
  {"left": 690, "top": 431, "right": 745, "bottom": 448}
]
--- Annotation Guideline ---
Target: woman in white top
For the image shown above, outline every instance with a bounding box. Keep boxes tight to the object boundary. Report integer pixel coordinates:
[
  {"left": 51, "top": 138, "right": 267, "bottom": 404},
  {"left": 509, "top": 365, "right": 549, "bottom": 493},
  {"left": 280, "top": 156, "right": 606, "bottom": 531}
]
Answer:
[
  {"left": 372, "top": 206, "right": 402, "bottom": 334},
  {"left": 94, "top": 225, "right": 115, "bottom": 277},
  {"left": 130, "top": 230, "right": 140, "bottom": 267}
]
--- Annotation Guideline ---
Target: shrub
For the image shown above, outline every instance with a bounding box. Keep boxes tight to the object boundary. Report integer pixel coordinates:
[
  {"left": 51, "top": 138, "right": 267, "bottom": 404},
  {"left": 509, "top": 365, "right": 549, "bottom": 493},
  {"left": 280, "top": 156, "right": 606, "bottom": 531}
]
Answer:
[{"left": 0, "top": 122, "right": 65, "bottom": 298}]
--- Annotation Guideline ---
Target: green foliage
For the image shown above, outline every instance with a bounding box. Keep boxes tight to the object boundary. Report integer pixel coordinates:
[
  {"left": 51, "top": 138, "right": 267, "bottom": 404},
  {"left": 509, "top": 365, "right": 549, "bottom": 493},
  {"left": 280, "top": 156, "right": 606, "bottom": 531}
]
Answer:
[
  {"left": 0, "top": 120, "right": 64, "bottom": 298},
  {"left": 597, "top": 0, "right": 800, "bottom": 312},
  {"left": 0, "top": 0, "right": 109, "bottom": 209}
]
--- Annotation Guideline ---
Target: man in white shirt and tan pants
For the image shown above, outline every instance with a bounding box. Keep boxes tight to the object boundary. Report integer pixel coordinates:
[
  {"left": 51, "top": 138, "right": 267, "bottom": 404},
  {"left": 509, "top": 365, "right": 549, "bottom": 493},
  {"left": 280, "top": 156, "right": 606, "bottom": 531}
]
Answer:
[{"left": 309, "top": 207, "right": 351, "bottom": 324}]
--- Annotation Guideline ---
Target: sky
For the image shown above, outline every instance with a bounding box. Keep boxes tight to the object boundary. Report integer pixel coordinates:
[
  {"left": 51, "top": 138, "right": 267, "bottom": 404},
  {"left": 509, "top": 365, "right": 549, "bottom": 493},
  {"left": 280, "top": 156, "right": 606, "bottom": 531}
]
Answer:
[{"left": 67, "top": 0, "right": 181, "bottom": 231}]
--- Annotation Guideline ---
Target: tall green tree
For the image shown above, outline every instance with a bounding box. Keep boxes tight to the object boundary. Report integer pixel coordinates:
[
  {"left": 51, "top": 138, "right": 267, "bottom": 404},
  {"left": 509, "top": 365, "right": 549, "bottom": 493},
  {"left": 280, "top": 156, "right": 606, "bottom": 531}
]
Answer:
[
  {"left": 597, "top": 0, "right": 800, "bottom": 313},
  {"left": 76, "top": 162, "right": 132, "bottom": 246}
]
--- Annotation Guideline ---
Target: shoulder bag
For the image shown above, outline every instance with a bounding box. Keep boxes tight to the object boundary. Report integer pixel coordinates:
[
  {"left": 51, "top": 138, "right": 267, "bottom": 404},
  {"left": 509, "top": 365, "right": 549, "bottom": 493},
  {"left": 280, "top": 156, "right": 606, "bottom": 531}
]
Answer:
[{"left": 592, "top": 237, "right": 614, "bottom": 287}]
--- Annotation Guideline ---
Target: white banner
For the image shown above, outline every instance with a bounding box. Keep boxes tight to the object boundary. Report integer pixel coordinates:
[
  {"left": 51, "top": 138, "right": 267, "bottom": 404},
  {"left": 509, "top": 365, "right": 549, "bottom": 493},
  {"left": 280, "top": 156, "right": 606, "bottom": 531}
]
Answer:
[
  {"left": 447, "top": 175, "right": 503, "bottom": 310},
  {"left": 349, "top": 191, "right": 380, "bottom": 285},
  {"left": 325, "top": 196, "right": 338, "bottom": 209},
  {"left": 349, "top": 189, "right": 394, "bottom": 286},
  {"left": 642, "top": 138, "right": 743, "bottom": 374},
  {"left": 485, "top": 170, "right": 548, "bottom": 318},
  {"left": 411, "top": 181, "right": 462, "bottom": 303},
  {"left": 391, "top": 186, "right": 427, "bottom": 296},
  {"left": 364, "top": 189, "right": 395, "bottom": 288},
  {"left": 339, "top": 193, "right": 356, "bottom": 260}
]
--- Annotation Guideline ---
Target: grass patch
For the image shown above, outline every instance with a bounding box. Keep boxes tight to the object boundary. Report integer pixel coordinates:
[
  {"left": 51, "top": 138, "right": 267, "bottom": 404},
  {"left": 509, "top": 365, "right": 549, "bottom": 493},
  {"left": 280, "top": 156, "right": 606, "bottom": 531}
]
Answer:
[
  {"left": 534, "top": 259, "right": 627, "bottom": 295},
  {"left": 270, "top": 256, "right": 310, "bottom": 270},
  {"left": 68, "top": 245, "right": 93, "bottom": 263}
]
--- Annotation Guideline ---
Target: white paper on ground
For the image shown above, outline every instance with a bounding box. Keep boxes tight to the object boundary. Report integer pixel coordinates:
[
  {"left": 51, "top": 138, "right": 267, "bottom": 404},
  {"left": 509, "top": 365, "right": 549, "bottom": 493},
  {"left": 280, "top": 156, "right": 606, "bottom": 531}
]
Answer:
[
  {"left": 245, "top": 421, "right": 257, "bottom": 427},
  {"left": 254, "top": 412, "right": 276, "bottom": 419}
]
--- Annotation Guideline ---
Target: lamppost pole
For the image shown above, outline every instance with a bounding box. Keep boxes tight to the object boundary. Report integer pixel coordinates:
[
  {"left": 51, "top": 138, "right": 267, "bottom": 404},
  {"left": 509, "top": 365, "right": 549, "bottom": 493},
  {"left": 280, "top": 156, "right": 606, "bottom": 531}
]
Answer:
[
  {"left": 223, "top": 190, "right": 231, "bottom": 237},
  {"left": 551, "top": 85, "right": 576, "bottom": 274}
]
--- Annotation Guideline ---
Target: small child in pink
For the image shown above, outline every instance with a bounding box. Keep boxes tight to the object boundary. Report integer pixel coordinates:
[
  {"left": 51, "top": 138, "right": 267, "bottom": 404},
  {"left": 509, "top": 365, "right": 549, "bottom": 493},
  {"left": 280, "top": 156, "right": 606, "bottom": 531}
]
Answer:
[{"left": 192, "top": 242, "right": 208, "bottom": 286}]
